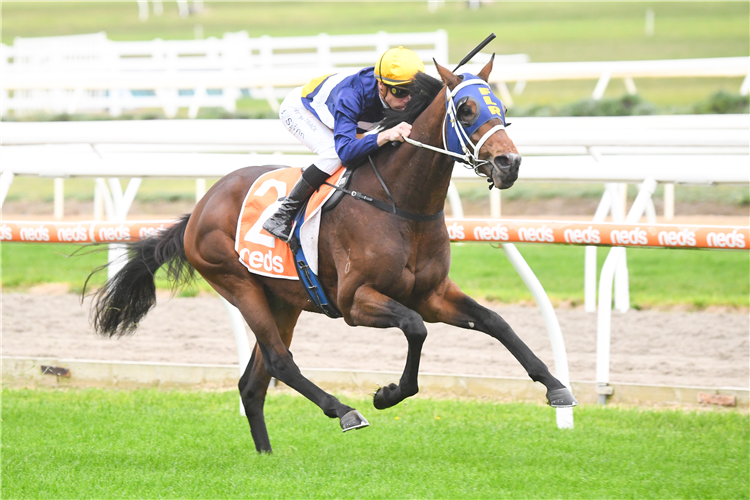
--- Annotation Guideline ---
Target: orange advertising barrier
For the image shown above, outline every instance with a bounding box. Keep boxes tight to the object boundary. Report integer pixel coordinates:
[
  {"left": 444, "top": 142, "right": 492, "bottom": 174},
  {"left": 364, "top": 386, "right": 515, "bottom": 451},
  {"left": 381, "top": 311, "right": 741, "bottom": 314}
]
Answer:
[
  {"left": 447, "top": 219, "right": 749, "bottom": 249},
  {"left": 0, "top": 220, "right": 175, "bottom": 244},
  {"left": 1, "top": 219, "right": 748, "bottom": 250}
]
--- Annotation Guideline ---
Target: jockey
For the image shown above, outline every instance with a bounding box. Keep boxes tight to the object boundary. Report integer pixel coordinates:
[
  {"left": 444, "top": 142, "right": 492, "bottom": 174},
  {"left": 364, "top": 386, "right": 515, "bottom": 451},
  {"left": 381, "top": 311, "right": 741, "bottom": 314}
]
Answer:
[{"left": 263, "top": 46, "right": 426, "bottom": 241}]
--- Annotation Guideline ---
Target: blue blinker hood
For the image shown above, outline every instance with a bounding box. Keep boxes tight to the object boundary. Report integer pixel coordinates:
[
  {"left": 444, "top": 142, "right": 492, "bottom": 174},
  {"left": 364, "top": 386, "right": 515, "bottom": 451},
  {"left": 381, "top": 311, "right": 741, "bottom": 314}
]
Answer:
[{"left": 445, "top": 73, "right": 508, "bottom": 162}]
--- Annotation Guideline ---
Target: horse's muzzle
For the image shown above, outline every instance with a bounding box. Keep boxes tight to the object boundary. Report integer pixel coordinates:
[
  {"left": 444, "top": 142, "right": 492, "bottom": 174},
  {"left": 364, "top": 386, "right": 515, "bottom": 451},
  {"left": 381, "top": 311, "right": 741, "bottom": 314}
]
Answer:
[{"left": 492, "top": 153, "right": 521, "bottom": 189}]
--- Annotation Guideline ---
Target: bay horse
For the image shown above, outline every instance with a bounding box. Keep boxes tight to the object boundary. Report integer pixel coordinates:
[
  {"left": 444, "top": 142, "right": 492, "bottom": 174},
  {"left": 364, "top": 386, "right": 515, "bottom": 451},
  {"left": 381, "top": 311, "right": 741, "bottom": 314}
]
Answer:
[{"left": 89, "top": 58, "right": 577, "bottom": 453}]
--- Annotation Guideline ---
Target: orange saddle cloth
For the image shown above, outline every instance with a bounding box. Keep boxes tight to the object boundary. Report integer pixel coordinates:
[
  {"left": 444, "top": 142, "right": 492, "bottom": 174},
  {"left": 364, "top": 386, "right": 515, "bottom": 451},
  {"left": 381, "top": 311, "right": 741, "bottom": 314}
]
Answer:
[{"left": 235, "top": 167, "right": 345, "bottom": 280}]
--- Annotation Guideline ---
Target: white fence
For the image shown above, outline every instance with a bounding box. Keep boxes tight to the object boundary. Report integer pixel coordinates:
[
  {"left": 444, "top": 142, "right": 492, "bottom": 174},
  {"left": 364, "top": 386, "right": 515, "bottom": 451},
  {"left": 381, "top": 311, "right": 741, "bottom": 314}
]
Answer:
[
  {"left": 4, "top": 114, "right": 748, "bottom": 155},
  {"left": 2, "top": 31, "right": 747, "bottom": 117},
  {"left": 3, "top": 114, "right": 747, "bottom": 219},
  {"left": 1, "top": 30, "right": 454, "bottom": 118}
]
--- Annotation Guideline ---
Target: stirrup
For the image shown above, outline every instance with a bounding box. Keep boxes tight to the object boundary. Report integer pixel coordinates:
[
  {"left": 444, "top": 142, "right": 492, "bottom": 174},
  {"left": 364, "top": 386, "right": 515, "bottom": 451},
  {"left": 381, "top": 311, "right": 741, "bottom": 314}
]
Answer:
[
  {"left": 262, "top": 205, "right": 297, "bottom": 242},
  {"left": 262, "top": 174, "right": 316, "bottom": 241}
]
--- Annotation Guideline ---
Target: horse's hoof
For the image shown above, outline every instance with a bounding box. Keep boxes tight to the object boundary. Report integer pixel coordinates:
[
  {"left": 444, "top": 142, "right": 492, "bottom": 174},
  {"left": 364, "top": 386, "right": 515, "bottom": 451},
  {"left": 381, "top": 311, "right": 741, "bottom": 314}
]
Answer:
[
  {"left": 373, "top": 383, "right": 398, "bottom": 410},
  {"left": 546, "top": 387, "right": 578, "bottom": 408},
  {"left": 340, "top": 410, "right": 369, "bottom": 432}
]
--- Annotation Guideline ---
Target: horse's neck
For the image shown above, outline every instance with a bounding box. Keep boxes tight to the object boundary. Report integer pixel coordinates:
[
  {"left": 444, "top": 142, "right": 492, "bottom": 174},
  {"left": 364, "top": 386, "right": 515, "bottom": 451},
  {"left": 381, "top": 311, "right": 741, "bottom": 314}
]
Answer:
[{"left": 376, "top": 94, "right": 453, "bottom": 215}]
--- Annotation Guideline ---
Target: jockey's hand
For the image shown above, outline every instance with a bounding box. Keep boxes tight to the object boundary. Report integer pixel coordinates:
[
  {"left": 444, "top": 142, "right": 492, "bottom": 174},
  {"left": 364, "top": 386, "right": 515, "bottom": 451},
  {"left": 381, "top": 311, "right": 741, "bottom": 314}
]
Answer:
[{"left": 377, "top": 122, "right": 412, "bottom": 146}]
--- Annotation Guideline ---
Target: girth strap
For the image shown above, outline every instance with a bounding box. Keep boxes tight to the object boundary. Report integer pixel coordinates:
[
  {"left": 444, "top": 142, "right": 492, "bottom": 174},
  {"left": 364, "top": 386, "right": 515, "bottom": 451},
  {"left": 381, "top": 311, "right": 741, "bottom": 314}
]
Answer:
[
  {"left": 324, "top": 184, "right": 445, "bottom": 222},
  {"left": 289, "top": 209, "right": 342, "bottom": 319}
]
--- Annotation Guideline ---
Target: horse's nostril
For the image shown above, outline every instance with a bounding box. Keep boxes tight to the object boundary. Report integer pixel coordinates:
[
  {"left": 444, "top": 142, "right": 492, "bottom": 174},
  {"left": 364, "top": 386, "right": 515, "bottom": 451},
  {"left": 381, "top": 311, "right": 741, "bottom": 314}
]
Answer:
[
  {"left": 495, "top": 153, "right": 521, "bottom": 172},
  {"left": 494, "top": 155, "right": 511, "bottom": 170}
]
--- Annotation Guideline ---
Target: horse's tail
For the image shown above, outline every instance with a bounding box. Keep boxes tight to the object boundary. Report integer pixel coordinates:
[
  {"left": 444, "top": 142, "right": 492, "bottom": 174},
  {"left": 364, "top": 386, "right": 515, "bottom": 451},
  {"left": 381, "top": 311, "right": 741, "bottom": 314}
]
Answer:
[{"left": 86, "top": 214, "right": 195, "bottom": 338}]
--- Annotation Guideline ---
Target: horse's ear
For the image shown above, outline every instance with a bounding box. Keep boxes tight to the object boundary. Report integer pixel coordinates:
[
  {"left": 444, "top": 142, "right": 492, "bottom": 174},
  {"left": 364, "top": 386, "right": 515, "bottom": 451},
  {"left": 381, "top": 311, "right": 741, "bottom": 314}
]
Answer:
[
  {"left": 478, "top": 53, "right": 495, "bottom": 82},
  {"left": 433, "top": 59, "right": 461, "bottom": 90}
]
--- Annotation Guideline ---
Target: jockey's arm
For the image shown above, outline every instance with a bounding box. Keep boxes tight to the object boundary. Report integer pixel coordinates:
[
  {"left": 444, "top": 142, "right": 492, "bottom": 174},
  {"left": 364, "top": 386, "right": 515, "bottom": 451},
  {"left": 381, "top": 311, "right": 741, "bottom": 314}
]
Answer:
[
  {"left": 332, "top": 91, "right": 381, "bottom": 166},
  {"left": 333, "top": 90, "right": 414, "bottom": 166}
]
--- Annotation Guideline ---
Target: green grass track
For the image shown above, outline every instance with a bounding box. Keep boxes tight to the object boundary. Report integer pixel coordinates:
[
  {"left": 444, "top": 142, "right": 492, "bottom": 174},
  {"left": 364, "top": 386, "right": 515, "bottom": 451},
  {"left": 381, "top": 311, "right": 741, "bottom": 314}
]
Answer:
[{"left": 2, "top": 389, "right": 748, "bottom": 499}]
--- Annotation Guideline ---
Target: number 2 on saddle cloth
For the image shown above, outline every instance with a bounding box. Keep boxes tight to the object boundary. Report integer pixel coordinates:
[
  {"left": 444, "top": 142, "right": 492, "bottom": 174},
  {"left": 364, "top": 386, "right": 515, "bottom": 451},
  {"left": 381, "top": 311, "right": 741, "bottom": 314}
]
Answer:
[{"left": 235, "top": 166, "right": 347, "bottom": 318}]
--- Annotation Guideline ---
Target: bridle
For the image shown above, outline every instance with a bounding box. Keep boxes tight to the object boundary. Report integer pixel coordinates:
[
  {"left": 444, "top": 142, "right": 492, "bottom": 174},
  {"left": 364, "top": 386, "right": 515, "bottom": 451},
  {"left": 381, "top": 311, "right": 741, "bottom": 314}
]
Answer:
[{"left": 403, "top": 74, "right": 509, "bottom": 177}]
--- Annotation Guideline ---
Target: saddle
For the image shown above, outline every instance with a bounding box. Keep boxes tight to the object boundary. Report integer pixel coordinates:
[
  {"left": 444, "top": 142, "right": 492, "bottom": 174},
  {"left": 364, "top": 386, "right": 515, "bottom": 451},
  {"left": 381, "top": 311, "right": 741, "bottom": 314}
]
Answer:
[{"left": 321, "top": 167, "right": 354, "bottom": 212}]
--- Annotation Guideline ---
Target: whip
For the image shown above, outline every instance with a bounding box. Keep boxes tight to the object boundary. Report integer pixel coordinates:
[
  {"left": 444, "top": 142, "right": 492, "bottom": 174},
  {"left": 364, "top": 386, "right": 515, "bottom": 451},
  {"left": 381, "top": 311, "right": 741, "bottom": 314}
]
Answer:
[{"left": 452, "top": 33, "right": 496, "bottom": 73}]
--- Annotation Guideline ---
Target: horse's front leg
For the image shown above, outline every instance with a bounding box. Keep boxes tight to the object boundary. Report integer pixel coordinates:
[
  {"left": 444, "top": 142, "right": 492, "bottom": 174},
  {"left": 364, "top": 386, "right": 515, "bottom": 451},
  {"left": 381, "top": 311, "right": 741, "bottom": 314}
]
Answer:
[
  {"left": 348, "top": 285, "right": 427, "bottom": 410},
  {"left": 418, "top": 280, "right": 578, "bottom": 408}
]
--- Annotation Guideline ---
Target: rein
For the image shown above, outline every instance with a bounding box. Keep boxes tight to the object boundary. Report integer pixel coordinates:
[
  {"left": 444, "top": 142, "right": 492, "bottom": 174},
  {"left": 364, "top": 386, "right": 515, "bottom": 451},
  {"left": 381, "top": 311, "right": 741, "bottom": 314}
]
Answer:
[{"left": 323, "top": 157, "right": 444, "bottom": 223}]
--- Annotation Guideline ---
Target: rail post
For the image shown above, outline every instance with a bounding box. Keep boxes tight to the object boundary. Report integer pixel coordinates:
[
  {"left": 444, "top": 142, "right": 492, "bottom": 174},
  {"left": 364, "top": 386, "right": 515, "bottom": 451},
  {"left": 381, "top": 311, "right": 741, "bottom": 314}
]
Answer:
[{"left": 596, "top": 178, "right": 657, "bottom": 403}]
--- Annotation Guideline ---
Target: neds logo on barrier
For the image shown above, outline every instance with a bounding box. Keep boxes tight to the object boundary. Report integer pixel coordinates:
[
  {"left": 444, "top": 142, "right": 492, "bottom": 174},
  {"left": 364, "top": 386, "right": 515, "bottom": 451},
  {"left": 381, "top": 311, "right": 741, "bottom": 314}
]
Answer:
[
  {"left": 446, "top": 222, "right": 465, "bottom": 240},
  {"left": 657, "top": 229, "right": 696, "bottom": 247},
  {"left": 707, "top": 230, "right": 746, "bottom": 248},
  {"left": 139, "top": 225, "right": 167, "bottom": 239},
  {"left": 473, "top": 223, "right": 507, "bottom": 241},
  {"left": 20, "top": 226, "right": 50, "bottom": 242},
  {"left": 564, "top": 226, "right": 601, "bottom": 244},
  {"left": 518, "top": 225, "right": 554, "bottom": 243},
  {"left": 0, "top": 224, "right": 12, "bottom": 241},
  {"left": 57, "top": 225, "right": 89, "bottom": 242},
  {"left": 98, "top": 225, "right": 131, "bottom": 242},
  {"left": 610, "top": 227, "right": 647, "bottom": 246}
]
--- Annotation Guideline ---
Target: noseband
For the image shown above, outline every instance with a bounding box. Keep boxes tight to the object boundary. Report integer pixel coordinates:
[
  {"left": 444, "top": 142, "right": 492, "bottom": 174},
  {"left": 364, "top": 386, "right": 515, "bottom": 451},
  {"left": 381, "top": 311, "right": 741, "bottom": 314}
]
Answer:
[{"left": 403, "top": 73, "right": 509, "bottom": 177}]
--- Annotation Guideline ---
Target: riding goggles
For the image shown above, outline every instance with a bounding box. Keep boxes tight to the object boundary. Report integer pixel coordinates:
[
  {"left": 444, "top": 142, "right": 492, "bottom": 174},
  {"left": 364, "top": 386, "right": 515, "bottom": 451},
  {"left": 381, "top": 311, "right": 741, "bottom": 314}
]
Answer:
[{"left": 387, "top": 85, "right": 411, "bottom": 99}]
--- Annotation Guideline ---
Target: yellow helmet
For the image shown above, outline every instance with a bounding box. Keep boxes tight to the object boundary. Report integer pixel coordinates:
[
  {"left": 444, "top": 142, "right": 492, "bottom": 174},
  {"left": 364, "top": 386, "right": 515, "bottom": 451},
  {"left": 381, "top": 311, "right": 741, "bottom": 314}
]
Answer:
[{"left": 374, "top": 46, "right": 426, "bottom": 86}]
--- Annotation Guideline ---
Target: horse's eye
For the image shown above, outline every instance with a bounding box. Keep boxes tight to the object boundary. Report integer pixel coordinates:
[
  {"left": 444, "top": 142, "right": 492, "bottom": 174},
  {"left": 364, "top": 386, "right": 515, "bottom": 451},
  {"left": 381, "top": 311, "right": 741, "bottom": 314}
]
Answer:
[
  {"left": 458, "top": 104, "right": 475, "bottom": 126},
  {"left": 456, "top": 96, "right": 479, "bottom": 127},
  {"left": 456, "top": 96, "right": 480, "bottom": 127}
]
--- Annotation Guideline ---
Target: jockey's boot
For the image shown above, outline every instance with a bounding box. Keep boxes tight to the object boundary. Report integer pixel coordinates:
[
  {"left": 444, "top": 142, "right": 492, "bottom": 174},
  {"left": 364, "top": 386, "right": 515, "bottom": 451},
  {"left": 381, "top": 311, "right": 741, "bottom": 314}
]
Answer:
[{"left": 262, "top": 164, "right": 329, "bottom": 242}]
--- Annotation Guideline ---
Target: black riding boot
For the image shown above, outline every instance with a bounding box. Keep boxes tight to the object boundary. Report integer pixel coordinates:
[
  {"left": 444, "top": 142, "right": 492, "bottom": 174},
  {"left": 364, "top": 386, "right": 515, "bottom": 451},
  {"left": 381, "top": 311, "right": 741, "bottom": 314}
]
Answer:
[{"left": 262, "top": 165, "right": 329, "bottom": 241}]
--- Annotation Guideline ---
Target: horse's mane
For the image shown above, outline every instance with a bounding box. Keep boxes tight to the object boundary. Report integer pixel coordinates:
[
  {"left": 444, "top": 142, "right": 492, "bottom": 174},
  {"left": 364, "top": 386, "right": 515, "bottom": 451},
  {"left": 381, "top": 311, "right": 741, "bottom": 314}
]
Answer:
[{"left": 379, "top": 71, "right": 444, "bottom": 130}]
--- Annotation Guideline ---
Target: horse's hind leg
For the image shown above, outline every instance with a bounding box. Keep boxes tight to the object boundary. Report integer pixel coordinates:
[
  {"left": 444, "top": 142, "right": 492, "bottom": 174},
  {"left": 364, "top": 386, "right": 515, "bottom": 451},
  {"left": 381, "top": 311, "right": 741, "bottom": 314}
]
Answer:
[
  {"left": 223, "top": 280, "right": 368, "bottom": 450},
  {"left": 239, "top": 343, "right": 274, "bottom": 453},
  {"left": 238, "top": 298, "right": 302, "bottom": 453}
]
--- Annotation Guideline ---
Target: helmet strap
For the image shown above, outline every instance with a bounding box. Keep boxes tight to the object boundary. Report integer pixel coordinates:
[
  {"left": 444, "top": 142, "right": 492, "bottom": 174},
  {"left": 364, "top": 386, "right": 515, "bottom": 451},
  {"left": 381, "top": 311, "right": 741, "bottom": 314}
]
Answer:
[{"left": 376, "top": 81, "right": 390, "bottom": 108}]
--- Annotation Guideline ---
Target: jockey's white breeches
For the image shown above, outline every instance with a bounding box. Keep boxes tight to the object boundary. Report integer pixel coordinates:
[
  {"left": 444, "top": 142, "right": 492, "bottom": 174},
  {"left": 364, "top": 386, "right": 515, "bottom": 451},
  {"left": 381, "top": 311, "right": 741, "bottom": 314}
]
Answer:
[{"left": 279, "top": 86, "right": 341, "bottom": 175}]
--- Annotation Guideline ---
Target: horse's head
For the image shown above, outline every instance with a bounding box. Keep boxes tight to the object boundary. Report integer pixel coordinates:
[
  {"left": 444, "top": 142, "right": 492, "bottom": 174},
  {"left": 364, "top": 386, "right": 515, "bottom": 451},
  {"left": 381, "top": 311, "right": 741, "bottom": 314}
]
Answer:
[{"left": 436, "top": 57, "right": 521, "bottom": 190}]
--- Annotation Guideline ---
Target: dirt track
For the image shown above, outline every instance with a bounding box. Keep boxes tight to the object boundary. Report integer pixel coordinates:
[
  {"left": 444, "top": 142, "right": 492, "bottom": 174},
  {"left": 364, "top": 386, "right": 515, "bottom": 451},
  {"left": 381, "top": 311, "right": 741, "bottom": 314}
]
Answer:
[{"left": 3, "top": 291, "right": 747, "bottom": 389}]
